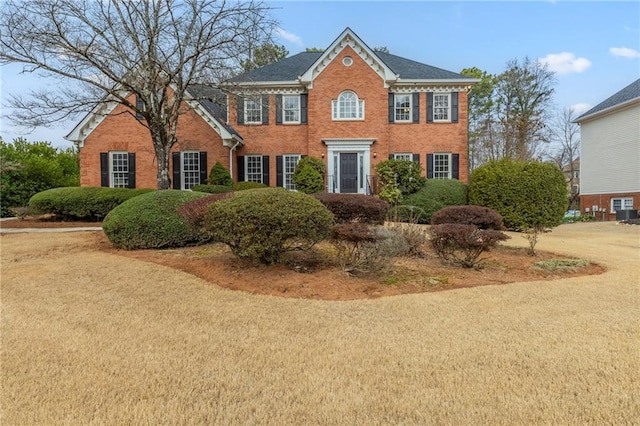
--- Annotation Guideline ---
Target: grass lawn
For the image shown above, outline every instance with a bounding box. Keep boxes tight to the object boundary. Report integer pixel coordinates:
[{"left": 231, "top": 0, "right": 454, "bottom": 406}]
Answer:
[{"left": 1, "top": 222, "right": 638, "bottom": 424}]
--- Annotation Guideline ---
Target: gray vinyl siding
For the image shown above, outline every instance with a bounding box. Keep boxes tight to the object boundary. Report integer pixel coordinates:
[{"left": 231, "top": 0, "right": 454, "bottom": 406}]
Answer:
[{"left": 580, "top": 103, "right": 640, "bottom": 195}]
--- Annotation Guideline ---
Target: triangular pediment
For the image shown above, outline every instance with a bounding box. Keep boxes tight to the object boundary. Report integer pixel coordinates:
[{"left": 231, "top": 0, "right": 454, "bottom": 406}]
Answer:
[{"left": 299, "top": 28, "right": 398, "bottom": 88}]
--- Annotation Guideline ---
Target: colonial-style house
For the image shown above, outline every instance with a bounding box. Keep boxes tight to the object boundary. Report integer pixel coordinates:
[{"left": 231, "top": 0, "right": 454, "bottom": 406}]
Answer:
[
  {"left": 574, "top": 79, "right": 639, "bottom": 220},
  {"left": 66, "top": 28, "right": 477, "bottom": 193}
]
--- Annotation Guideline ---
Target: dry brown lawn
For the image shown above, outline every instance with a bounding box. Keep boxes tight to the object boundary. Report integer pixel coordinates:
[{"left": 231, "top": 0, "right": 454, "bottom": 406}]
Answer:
[{"left": 1, "top": 222, "right": 639, "bottom": 424}]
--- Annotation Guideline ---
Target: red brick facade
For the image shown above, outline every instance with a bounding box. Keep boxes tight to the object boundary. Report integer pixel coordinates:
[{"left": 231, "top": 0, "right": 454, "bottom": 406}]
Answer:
[{"left": 580, "top": 192, "right": 639, "bottom": 221}]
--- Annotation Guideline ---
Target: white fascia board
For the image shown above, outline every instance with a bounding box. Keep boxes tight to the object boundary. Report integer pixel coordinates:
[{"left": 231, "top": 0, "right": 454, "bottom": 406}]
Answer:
[
  {"left": 64, "top": 92, "right": 126, "bottom": 147},
  {"left": 184, "top": 97, "right": 243, "bottom": 145},
  {"left": 395, "top": 78, "right": 480, "bottom": 86},
  {"left": 574, "top": 98, "right": 640, "bottom": 124}
]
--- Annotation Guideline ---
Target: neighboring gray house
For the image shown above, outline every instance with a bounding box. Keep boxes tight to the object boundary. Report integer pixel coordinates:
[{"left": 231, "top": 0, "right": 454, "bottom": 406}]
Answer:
[{"left": 574, "top": 79, "right": 640, "bottom": 220}]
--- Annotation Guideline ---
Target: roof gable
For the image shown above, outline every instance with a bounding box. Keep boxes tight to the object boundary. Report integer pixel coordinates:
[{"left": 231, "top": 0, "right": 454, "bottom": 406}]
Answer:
[{"left": 576, "top": 78, "right": 640, "bottom": 123}]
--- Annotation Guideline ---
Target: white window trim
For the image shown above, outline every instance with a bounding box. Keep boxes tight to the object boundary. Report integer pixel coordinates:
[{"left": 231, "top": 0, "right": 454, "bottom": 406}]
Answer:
[
  {"left": 433, "top": 93, "right": 451, "bottom": 123},
  {"left": 394, "top": 94, "right": 412, "bottom": 123},
  {"left": 244, "top": 98, "right": 262, "bottom": 124},
  {"left": 109, "top": 151, "right": 129, "bottom": 188},
  {"left": 181, "top": 150, "right": 200, "bottom": 190},
  {"left": 283, "top": 154, "right": 301, "bottom": 190},
  {"left": 282, "top": 95, "right": 300, "bottom": 124},
  {"left": 611, "top": 197, "right": 633, "bottom": 213},
  {"left": 245, "top": 155, "right": 263, "bottom": 183},
  {"left": 393, "top": 153, "right": 413, "bottom": 161},
  {"left": 433, "top": 152, "right": 452, "bottom": 179},
  {"left": 332, "top": 91, "right": 365, "bottom": 121}
]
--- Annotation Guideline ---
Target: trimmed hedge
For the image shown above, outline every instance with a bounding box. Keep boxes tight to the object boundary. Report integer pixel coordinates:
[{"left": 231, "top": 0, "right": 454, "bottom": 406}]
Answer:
[
  {"left": 390, "top": 179, "right": 468, "bottom": 224},
  {"left": 102, "top": 190, "right": 209, "bottom": 249},
  {"left": 430, "top": 224, "right": 509, "bottom": 268},
  {"left": 293, "top": 157, "right": 326, "bottom": 194},
  {"left": 178, "top": 192, "right": 234, "bottom": 229},
  {"left": 469, "top": 159, "right": 566, "bottom": 231},
  {"left": 204, "top": 188, "right": 334, "bottom": 264},
  {"left": 233, "top": 181, "right": 268, "bottom": 191},
  {"left": 312, "top": 193, "right": 389, "bottom": 224},
  {"left": 191, "top": 184, "right": 233, "bottom": 194},
  {"left": 431, "top": 205, "right": 504, "bottom": 230},
  {"left": 29, "top": 187, "right": 154, "bottom": 221},
  {"left": 207, "top": 161, "right": 233, "bottom": 186}
]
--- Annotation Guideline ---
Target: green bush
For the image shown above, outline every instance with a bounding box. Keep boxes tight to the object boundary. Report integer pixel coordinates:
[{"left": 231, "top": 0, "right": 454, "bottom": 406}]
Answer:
[
  {"left": 103, "top": 190, "right": 209, "bottom": 249},
  {"left": 469, "top": 159, "right": 566, "bottom": 231},
  {"left": 390, "top": 179, "right": 468, "bottom": 224},
  {"left": 312, "top": 193, "right": 389, "bottom": 224},
  {"left": 293, "top": 157, "right": 326, "bottom": 194},
  {"left": 375, "top": 159, "right": 426, "bottom": 203},
  {"left": 29, "top": 187, "right": 154, "bottom": 221},
  {"left": 0, "top": 137, "right": 80, "bottom": 217},
  {"left": 191, "top": 184, "right": 233, "bottom": 194},
  {"left": 233, "top": 181, "right": 268, "bottom": 191},
  {"left": 207, "top": 161, "right": 233, "bottom": 186},
  {"left": 204, "top": 188, "right": 334, "bottom": 264}
]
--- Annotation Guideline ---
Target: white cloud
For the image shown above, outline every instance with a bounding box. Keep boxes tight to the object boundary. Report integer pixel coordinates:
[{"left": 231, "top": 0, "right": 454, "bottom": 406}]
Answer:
[
  {"left": 538, "top": 52, "right": 592, "bottom": 74},
  {"left": 609, "top": 47, "right": 640, "bottom": 59},
  {"left": 570, "top": 103, "right": 592, "bottom": 116},
  {"left": 274, "top": 27, "right": 303, "bottom": 47}
]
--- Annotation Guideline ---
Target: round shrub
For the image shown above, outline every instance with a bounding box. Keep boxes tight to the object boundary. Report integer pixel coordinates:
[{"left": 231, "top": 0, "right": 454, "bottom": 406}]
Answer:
[
  {"left": 204, "top": 188, "right": 334, "bottom": 264},
  {"left": 375, "top": 159, "right": 426, "bottom": 202},
  {"left": 390, "top": 179, "right": 468, "bottom": 224},
  {"left": 431, "top": 205, "right": 504, "bottom": 230},
  {"left": 233, "top": 181, "right": 268, "bottom": 191},
  {"left": 29, "top": 187, "right": 154, "bottom": 221},
  {"left": 207, "top": 161, "right": 233, "bottom": 186},
  {"left": 293, "top": 157, "right": 326, "bottom": 194},
  {"left": 312, "top": 193, "right": 389, "bottom": 224},
  {"left": 469, "top": 159, "right": 566, "bottom": 231},
  {"left": 102, "top": 190, "right": 209, "bottom": 249}
]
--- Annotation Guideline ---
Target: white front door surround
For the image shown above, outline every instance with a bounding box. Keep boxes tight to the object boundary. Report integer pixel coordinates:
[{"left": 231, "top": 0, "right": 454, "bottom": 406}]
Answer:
[{"left": 322, "top": 138, "right": 375, "bottom": 194}]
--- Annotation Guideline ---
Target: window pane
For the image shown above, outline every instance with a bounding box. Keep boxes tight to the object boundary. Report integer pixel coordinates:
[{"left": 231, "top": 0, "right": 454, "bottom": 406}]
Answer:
[
  {"left": 433, "top": 153, "right": 451, "bottom": 179},
  {"left": 245, "top": 99, "right": 262, "bottom": 123},
  {"left": 283, "top": 155, "right": 301, "bottom": 190},
  {"left": 283, "top": 95, "right": 300, "bottom": 123},
  {"left": 395, "top": 94, "right": 411, "bottom": 121},
  {"left": 394, "top": 153, "right": 412, "bottom": 161},
  {"left": 182, "top": 152, "right": 200, "bottom": 190},
  {"left": 434, "top": 94, "right": 450, "bottom": 121},
  {"left": 246, "top": 155, "right": 262, "bottom": 183},
  {"left": 110, "top": 152, "right": 129, "bottom": 188}
]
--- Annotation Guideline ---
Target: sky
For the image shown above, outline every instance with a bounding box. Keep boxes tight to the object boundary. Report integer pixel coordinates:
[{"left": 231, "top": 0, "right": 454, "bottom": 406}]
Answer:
[{"left": 1, "top": 0, "right": 639, "bottom": 148}]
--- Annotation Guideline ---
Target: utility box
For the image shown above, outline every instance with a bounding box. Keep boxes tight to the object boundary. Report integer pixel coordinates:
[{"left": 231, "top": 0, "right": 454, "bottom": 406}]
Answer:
[{"left": 616, "top": 209, "right": 638, "bottom": 221}]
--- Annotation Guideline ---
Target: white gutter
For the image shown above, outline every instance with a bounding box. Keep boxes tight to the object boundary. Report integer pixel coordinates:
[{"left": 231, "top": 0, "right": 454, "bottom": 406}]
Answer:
[{"left": 228, "top": 139, "right": 242, "bottom": 179}]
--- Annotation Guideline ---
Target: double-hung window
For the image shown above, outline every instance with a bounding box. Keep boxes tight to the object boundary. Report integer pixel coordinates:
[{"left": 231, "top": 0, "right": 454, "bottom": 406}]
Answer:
[
  {"left": 332, "top": 91, "right": 364, "bottom": 120},
  {"left": 283, "top": 154, "right": 301, "bottom": 190},
  {"left": 244, "top": 99, "right": 262, "bottom": 124},
  {"left": 181, "top": 151, "right": 200, "bottom": 190},
  {"left": 433, "top": 94, "right": 451, "bottom": 122},
  {"left": 393, "top": 153, "right": 413, "bottom": 161},
  {"left": 433, "top": 153, "right": 452, "bottom": 179},
  {"left": 283, "top": 95, "right": 300, "bottom": 123},
  {"left": 246, "top": 155, "right": 263, "bottom": 182},
  {"left": 611, "top": 198, "right": 633, "bottom": 213},
  {"left": 394, "top": 94, "right": 412, "bottom": 122},
  {"left": 110, "top": 152, "right": 129, "bottom": 188}
]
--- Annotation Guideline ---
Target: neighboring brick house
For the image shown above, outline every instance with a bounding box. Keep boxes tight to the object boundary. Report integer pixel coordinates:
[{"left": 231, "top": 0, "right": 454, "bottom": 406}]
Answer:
[
  {"left": 67, "top": 28, "right": 477, "bottom": 193},
  {"left": 574, "top": 79, "right": 639, "bottom": 220}
]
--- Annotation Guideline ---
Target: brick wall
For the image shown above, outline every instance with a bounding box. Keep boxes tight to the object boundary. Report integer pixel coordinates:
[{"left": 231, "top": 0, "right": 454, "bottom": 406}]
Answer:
[{"left": 580, "top": 192, "right": 639, "bottom": 221}]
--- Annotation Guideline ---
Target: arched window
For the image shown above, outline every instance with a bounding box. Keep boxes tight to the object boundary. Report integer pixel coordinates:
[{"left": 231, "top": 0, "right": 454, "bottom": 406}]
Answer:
[{"left": 332, "top": 91, "right": 364, "bottom": 120}]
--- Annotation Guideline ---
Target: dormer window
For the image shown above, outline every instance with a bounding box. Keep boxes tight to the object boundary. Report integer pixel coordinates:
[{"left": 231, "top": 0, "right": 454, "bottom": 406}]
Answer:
[{"left": 332, "top": 91, "right": 364, "bottom": 120}]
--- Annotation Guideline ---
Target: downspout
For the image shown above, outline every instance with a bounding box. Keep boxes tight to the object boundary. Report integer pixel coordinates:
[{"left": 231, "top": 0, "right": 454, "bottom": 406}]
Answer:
[{"left": 228, "top": 139, "right": 241, "bottom": 179}]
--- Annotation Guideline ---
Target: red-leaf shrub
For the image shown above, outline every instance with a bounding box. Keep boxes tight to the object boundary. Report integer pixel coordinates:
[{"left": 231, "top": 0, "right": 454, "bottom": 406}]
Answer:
[
  {"left": 178, "top": 192, "right": 233, "bottom": 229},
  {"left": 431, "top": 205, "right": 505, "bottom": 230},
  {"left": 430, "top": 223, "right": 509, "bottom": 268},
  {"left": 313, "top": 193, "right": 389, "bottom": 224}
]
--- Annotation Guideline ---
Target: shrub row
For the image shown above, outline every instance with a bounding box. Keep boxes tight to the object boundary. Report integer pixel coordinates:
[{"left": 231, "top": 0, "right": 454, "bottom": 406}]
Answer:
[
  {"left": 102, "top": 190, "right": 210, "bottom": 249},
  {"left": 312, "top": 193, "right": 389, "bottom": 224},
  {"left": 191, "top": 184, "right": 233, "bottom": 194},
  {"left": 29, "top": 187, "right": 154, "bottom": 221}
]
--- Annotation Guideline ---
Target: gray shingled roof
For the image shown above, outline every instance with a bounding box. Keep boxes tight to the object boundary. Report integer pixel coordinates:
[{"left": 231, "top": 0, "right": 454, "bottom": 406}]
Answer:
[
  {"left": 229, "top": 50, "right": 467, "bottom": 83},
  {"left": 186, "top": 85, "right": 242, "bottom": 140},
  {"left": 576, "top": 78, "right": 640, "bottom": 121}
]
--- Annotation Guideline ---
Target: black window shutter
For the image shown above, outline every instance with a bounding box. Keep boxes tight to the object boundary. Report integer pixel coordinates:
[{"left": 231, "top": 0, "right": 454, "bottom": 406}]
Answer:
[
  {"left": 412, "top": 92, "right": 420, "bottom": 123},
  {"left": 426, "top": 154, "right": 434, "bottom": 179},
  {"left": 237, "top": 156, "right": 245, "bottom": 182},
  {"left": 275, "top": 94, "right": 283, "bottom": 125},
  {"left": 127, "top": 153, "right": 136, "bottom": 188},
  {"left": 135, "top": 96, "right": 144, "bottom": 120},
  {"left": 427, "top": 93, "right": 433, "bottom": 123},
  {"left": 451, "top": 92, "right": 459, "bottom": 123},
  {"left": 276, "top": 155, "right": 283, "bottom": 187},
  {"left": 199, "top": 152, "right": 208, "bottom": 185},
  {"left": 261, "top": 95, "right": 269, "bottom": 125},
  {"left": 452, "top": 153, "right": 460, "bottom": 179},
  {"left": 236, "top": 96, "right": 244, "bottom": 125},
  {"left": 388, "top": 93, "right": 395, "bottom": 123},
  {"left": 262, "top": 155, "right": 270, "bottom": 185},
  {"left": 172, "top": 152, "right": 181, "bottom": 189},
  {"left": 300, "top": 94, "right": 308, "bottom": 124},
  {"left": 100, "top": 152, "right": 109, "bottom": 187},
  {"left": 412, "top": 154, "right": 420, "bottom": 164},
  {"left": 388, "top": 154, "right": 394, "bottom": 160}
]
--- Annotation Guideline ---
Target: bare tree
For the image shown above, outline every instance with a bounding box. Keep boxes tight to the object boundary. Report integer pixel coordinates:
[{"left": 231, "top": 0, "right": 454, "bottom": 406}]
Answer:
[
  {"left": 0, "top": 0, "right": 275, "bottom": 189},
  {"left": 550, "top": 107, "right": 581, "bottom": 208}
]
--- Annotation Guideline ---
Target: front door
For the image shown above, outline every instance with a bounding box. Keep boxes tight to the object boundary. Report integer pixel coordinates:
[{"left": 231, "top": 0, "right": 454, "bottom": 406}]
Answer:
[{"left": 340, "top": 153, "right": 358, "bottom": 193}]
